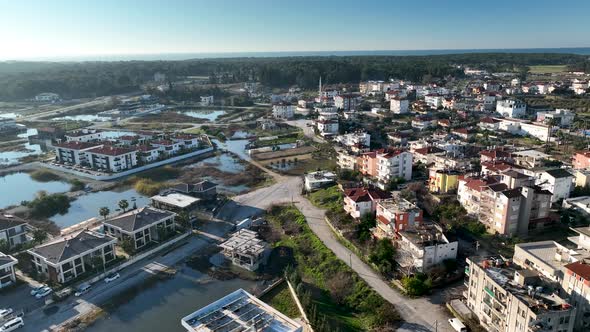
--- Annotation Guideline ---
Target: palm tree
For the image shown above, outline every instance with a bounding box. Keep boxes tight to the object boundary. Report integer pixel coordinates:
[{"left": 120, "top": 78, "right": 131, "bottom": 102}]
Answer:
[
  {"left": 99, "top": 207, "right": 110, "bottom": 220},
  {"left": 118, "top": 199, "right": 129, "bottom": 213}
]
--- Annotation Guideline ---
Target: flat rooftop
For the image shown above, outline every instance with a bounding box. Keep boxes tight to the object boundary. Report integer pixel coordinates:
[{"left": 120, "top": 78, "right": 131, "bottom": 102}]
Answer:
[
  {"left": 181, "top": 288, "right": 302, "bottom": 332},
  {"left": 515, "top": 241, "right": 590, "bottom": 274},
  {"left": 379, "top": 198, "right": 419, "bottom": 213},
  {"left": 151, "top": 193, "right": 201, "bottom": 208},
  {"left": 219, "top": 229, "right": 267, "bottom": 257}
]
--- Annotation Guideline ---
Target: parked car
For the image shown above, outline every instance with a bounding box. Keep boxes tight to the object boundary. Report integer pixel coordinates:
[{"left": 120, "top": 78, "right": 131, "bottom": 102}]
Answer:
[
  {"left": 34, "top": 287, "right": 53, "bottom": 299},
  {"left": 104, "top": 272, "right": 120, "bottom": 283},
  {"left": 30, "top": 285, "right": 47, "bottom": 296},
  {"left": 0, "top": 317, "right": 24, "bottom": 331},
  {"left": 74, "top": 283, "right": 91, "bottom": 297},
  {"left": 0, "top": 308, "right": 13, "bottom": 320}
]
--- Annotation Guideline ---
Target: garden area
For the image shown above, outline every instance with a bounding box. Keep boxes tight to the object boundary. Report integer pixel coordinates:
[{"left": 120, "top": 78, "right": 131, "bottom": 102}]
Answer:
[{"left": 262, "top": 205, "right": 401, "bottom": 331}]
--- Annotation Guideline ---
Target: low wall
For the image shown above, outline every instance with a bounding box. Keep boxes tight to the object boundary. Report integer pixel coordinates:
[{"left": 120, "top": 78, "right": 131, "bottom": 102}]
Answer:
[
  {"left": 83, "top": 232, "right": 191, "bottom": 285},
  {"left": 41, "top": 147, "right": 214, "bottom": 181},
  {"left": 286, "top": 279, "right": 314, "bottom": 332}
]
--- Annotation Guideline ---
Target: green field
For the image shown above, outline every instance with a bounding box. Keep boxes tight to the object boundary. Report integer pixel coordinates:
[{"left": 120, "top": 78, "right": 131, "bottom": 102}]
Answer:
[{"left": 528, "top": 65, "right": 568, "bottom": 74}]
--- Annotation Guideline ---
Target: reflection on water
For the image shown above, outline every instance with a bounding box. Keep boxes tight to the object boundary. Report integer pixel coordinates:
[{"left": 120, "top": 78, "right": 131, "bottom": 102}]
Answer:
[
  {"left": 0, "top": 113, "right": 17, "bottom": 119},
  {"left": 52, "top": 114, "right": 112, "bottom": 122},
  {"left": 85, "top": 266, "right": 256, "bottom": 332},
  {"left": 188, "top": 153, "right": 245, "bottom": 174},
  {"left": 0, "top": 143, "right": 43, "bottom": 166},
  {"left": 211, "top": 139, "right": 250, "bottom": 160},
  {"left": 177, "top": 109, "right": 226, "bottom": 121},
  {"left": 0, "top": 172, "right": 71, "bottom": 209},
  {"left": 49, "top": 188, "right": 150, "bottom": 228}
]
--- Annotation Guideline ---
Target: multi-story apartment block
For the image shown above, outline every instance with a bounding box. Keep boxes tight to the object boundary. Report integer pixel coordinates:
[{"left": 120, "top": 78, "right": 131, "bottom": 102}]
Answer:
[
  {"left": 374, "top": 198, "right": 423, "bottom": 236},
  {"left": 54, "top": 141, "right": 102, "bottom": 165},
  {"left": 337, "top": 150, "right": 357, "bottom": 170},
  {"left": 535, "top": 169, "right": 574, "bottom": 203},
  {"left": 496, "top": 98, "right": 527, "bottom": 118},
  {"left": 28, "top": 230, "right": 117, "bottom": 284},
  {"left": 376, "top": 150, "right": 413, "bottom": 183},
  {"left": 86, "top": 146, "right": 138, "bottom": 173},
  {"left": 343, "top": 187, "right": 391, "bottom": 219},
  {"left": 0, "top": 214, "right": 30, "bottom": 249},
  {"left": 272, "top": 103, "right": 294, "bottom": 119},
  {"left": 464, "top": 257, "right": 576, "bottom": 332},
  {"left": 562, "top": 259, "right": 590, "bottom": 330},
  {"left": 334, "top": 94, "right": 361, "bottom": 111},
  {"left": 0, "top": 252, "right": 17, "bottom": 289},
  {"left": 573, "top": 151, "right": 590, "bottom": 170},
  {"left": 429, "top": 169, "right": 461, "bottom": 194},
  {"left": 397, "top": 223, "right": 458, "bottom": 273},
  {"left": 390, "top": 97, "right": 409, "bottom": 114}
]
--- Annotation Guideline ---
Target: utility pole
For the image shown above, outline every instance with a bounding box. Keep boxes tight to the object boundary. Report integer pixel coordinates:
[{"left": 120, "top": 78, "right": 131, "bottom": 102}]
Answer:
[
  {"left": 349, "top": 252, "right": 352, "bottom": 268},
  {"left": 475, "top": 241, "right": 480, "bottom": 252}
]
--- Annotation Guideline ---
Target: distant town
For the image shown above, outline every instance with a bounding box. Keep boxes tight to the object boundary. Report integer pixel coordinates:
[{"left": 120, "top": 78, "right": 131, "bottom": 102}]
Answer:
[{"left": 1, "top": 54, "right": 590, "bottom": 332}]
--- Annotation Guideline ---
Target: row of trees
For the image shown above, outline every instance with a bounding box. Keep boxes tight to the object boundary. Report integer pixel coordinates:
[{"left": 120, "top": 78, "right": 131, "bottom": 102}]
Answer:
[{"left": 1, "top": 53, "right": 586, "bottom": 100}]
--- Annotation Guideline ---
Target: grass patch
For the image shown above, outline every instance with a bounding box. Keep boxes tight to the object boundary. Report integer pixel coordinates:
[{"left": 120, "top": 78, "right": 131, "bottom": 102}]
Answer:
[
  {"left": 528, "top": 65, "right": 567, "bottom": 74},
  {"left": 266, "top": 205, "right": 401, "bottom": 331},
  {"left": 308, "top": 185, "right": 342, "bottom": 210},
  {"left": 260, "top": 281, "right": 300, "bottom": 318},
  {"left": 30, "top": 169, "right": 64, "bottom": 182},
  {"left": 134, "top": 179, "right": 164, "bottom": 196}
]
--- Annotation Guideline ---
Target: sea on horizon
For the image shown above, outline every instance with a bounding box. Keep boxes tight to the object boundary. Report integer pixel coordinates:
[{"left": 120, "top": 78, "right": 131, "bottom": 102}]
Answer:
[{"left": 3, "top": 47, "right": 590, "bottom": 62}]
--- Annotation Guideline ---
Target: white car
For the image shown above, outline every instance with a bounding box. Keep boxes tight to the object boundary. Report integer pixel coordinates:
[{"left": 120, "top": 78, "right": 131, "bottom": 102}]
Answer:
[
  {"left": 74, "top": 283, "right": 91, "bottom": 297},
  {"left": 0, "top": 308, "right": 13, "bottom": 320},
  {"left": 34, "top": 287, "right": 53, "bottom": 299},
  {"left": 29, "top": 285, "right": 47, "bottom": 296},
  {"left": 104, "top": 273, "right": 120, "bottom": 283},
  {"left": 0, "top": 317, "right": 24, "bottom": 331}
]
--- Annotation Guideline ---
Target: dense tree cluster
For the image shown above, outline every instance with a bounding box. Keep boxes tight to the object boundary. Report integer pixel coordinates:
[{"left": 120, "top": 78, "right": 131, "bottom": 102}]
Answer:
[{"left": 0, "top": 53, "right": 586, "bottom": 101}]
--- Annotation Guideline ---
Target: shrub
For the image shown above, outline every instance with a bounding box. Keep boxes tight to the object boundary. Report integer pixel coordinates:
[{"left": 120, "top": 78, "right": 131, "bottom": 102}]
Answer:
[
  {"left": 26, "top": 191, "right": 71, "bottom": 218},
  {"left": 30, "top": 170, "right": 63, "bottom": 182},
  {"left": 134, "top": 179, "right": 163, "bottom": 196}
]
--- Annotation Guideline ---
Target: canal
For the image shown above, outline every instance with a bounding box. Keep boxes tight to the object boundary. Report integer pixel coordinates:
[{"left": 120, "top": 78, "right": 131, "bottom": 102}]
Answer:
[{"left": 85, "top": 265, "right": 257, "bottom": 332}]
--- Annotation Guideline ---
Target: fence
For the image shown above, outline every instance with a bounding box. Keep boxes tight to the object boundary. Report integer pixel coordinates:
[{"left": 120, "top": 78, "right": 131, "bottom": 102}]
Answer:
[{"left": 40, "top": 147, "right": 214, "bottom": 180}]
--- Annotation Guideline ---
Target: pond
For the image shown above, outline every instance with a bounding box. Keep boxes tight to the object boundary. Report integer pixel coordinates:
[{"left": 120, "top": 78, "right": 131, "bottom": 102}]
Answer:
[
  {"left": 0, "top": 172, "right": 71, "bottom": 209},
  {"left": 85, "top": 266, "right": 257, "bottom": 332},
  {"left": 211, "top": 139, "right": 250, "bottom": 161},
  {"left": 0, "top": 113, "right": 17, "bottom": 119},
  {"left": 0, "top": 143, "right": 43, "bottom": 166},
  {"left": 52, "top": 114, "right": 112, "bottom": 122},
  {"left": 176, "top": 109, "right": 226, "bottom": 121},
  {"left": 49, "top": 188, "right": 150, "bottom": 228},
  {"left": 187, "top": 153, "right": 245, "bottom": 174}
]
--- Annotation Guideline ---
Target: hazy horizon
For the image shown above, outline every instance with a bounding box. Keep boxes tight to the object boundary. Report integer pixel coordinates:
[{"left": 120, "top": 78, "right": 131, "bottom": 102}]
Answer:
[{"left": 2, "top": 0, "right": 590, "bottom": 61}]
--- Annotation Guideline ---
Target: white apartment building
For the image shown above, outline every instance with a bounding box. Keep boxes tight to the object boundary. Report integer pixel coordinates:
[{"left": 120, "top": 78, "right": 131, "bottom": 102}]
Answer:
[
  {"left": 0, "top": 252, "right": 17, "bottom": 289},
  {"left": 397, "top": 223, "right": 458, "bottom": 273},
  {"left": 65, "top": 129, "right": 105, "bottom": 142},
  {"left": 54, "top": 141, "right": 102, "bottom": 165},
  {"left": 337, "top": 150, "right": 357, "bottom": 170},
  {"left": 536, "top": 109, "right": 575, "bottom": 127},
  {"left": 86, "top": 146, "right": 138, "bottom": 173},
  {"left": 272, "top": 103, "right": 294, "bottom": 119},
  {"left": 496, "top": 99, "right": 527, "bottom": 118},
  {"left": 316, "top": 119, "right": 339, "bottom": 136},
  {"left": 200, "top": 95, "right": 214, "bottom": 106},
  {"left": 390, "top": 97, "right": 409, "bottom": 114},
  {"left": 497, "top": 118, "right": 552, "bottom": 141},
  {"left": 334, "top": 132, "right": 370, "bottom": 149},
  {"left": 35, "top": 92, "right": 60, "bottom": 102},
  {"left": 424, "top": 94, "right": 444, "bottom": 109},
  {"left": 376, "top": 150, "right": 413, "bottom": 183},
  {"left": 334, "top": 94, "right": 361, "bottom": 111},
  {"left": 534, "top": 169, "right": 574, "bottom": 203}
]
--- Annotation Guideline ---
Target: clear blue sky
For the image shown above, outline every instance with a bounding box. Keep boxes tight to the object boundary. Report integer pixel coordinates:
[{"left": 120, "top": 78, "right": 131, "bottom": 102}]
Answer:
[{"left": 1, "top": 0, "right": 589, "bottom": 59}]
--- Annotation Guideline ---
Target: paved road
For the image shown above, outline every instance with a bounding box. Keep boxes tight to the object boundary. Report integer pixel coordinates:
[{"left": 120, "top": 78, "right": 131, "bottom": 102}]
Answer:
[
  {"left": 221, "top": 176, "right": 452, "bottom": 332},
  {"left": 285, "top": 119, "right": 325, "bottom": 143}
]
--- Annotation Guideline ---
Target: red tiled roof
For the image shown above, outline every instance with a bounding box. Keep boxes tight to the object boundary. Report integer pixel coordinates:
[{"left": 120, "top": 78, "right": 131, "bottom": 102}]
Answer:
[
  {"left": 464, "top": 177, "right": 498, "bottom": 192},
  {"left": 151, "top": 140, "right": 175, "bottom": 146},
  {"left": 414, "top": 146, "right": 444, "bottom": 155},
  {"left": 565, "top": 261, "right": 590, "bottom": 281},
  {"left": 136, "top": 145, "right": 159, "bottom": 152},
  {"left": 344, "top": 187, "right": 391, "bottom": 203},
  {"left": 377, "top": 215, "right": 390, "bottom": 225},
  {"left": 480, "top": 149, "right": 511, "bottom": 159},
  {"left": 480, "top": 117, "right": 499, "bottom": 124},
  {"left": 87, "top": 146, "right": 136, "bottom": 156},
  {"left": 481, "top": 161, "right": 521, "bottom": 172},
  {"left": 54, "top": 141, "right": 101, "bottom": 150}
]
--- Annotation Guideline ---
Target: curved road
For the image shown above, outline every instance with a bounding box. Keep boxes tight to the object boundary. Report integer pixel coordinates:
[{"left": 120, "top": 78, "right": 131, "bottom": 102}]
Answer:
[{"left": 223, "top": 177, "right": 452, "bottom": 332}]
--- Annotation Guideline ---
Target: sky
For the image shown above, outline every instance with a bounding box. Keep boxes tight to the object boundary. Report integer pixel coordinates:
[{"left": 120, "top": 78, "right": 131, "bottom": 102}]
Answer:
[{"left": 1, "top": 0, "right": 589, "bottom": 60}]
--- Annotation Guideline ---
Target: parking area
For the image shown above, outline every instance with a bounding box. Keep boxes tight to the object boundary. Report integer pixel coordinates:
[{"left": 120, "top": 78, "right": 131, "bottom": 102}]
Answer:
[{"left": 0, "top": 283, "right": 44, "bottom": 316}]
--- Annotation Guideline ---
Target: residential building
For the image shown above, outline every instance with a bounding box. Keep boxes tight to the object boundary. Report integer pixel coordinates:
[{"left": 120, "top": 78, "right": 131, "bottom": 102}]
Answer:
[
  {"left": 535, "top": 169, "right": 574, "bottom": 203},
  {"left": 200, "top": 95, "right": 214, "bottom": 106},
  {"left": 451, "top": 128, "right": 474, "bottom": 140},
  {"left": 180, "top": 288, "right": 302, "bottom": 332},
  {"left": 103, "top": 207, "right": 176, "bottom": 251},
  {"left": 137, "top": 144, "right": 161, "bottom": 163},
  {"left": 479, "top": 116, "right": 501, "bottom": 131},
  {"left": 513, "top": 241, "right": 589, "bottom": 284},
  {"left": 390, "top": 97, "right": 409, "bottom": 114},
  {"left": 334, "top": 94, "right": 361, "bottom": 111},
  {"left": 429, "top": 169, "right": 461, "bottom": 194},
  {"left": 562, "top": 260, "right": 590, "bottom": 330},
  {"left": 536, "top": 109, "right": 575, "bottom": 128},
  {"left": 337, "top": 150, "right": 357, "bottom": 170},
  {"left": 464, "top": 257, "right": 576, "bottom": 332},
  {"left": 457, "top": 177, "right": 499, "bottom": 215},
  {"left": 65, "top": 129, "right": 104, "bottom": 142},
  {"left": 167, "top": 180, "right": 218, "bottom": 200},
  {"left": 397, "top": 223, "right": 458, "bottom": 273},
  {"left": 412, "top": 116, "right": 437, "bottom": 130},
  {"left": 573, "top": 151, "right": 590, "bottom": 169},
  {"left": 316, "top": 119, "right": 339, "bottom": 136},
  {"left": 572, "top": 79, "right": 588, "bottom": 95},
  {"left": 376, "top": 150, "right": 413, "bottom": 183},
  {"left": 54, "top": 141, "right": 102, "bottom": 165},
  {"left": 563, "top": 196, "right": 590, "bottom": 217},
  {"left": 574, "top": 167, "right": 590, "bottom": 188},
  {"left": 343, "top": 187, "right": 391, "bottom": 219},
  {"left": 334, "top": 132, "right": 371, "bottom": 150},
  {"left": 219, "top": 229, "right": 269, "bottom": 272},
  {"left": 357, "top": 150, "right": 379, "bottom": 177},
  {"left": 86, "top": 146, "right": 138, "bottom": 172},
  {"left": 0, "top": 252, "right": 17, "bottom": 289},
  {"left": 413, "top": 146, "right": 445, "bottom": 165},
  {"left": 151, "top": 139, "right": 183, "bottom": 157},
  {"left": 35, "top": 92, "right": 60, "bottom": 102},
  {"left": 28, "top": 230, "right": 117, "bottom": 284},
  {"left": 374, "top": 198, "right": 423, "bottom": 237},
  {"left": 0, "top": 214, "right": 30, "bottom": 249},
  {"left": 497, "top": 118, "right": 552, "bottom": 141},
  {"left": 150, "top": 192, "right": 201, "bottom": 215},
  {"left": 272, "top": 103, "right": 294, "bottom": 119},
  {"left": 512, "top": 150, "right": 550, "bottom": 169},
  {"left": 304, "top": 171, "right": 336, "bottom": 191},
  {"left": 496, "top": 99, "right": 527, "bottom": 118},
  {"left": 424, "top": 94, "right": 444, "bottom": 109}
]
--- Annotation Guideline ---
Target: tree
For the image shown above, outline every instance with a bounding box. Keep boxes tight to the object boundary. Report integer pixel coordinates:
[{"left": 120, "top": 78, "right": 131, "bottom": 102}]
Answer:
[
  {"left": 118, "top": 199, "right": 129, "bottom": 212},
  {"left": 176, "top": 211, "right": 191, "bottom": 231},
  {"left": 99, "top": 207, "right": 110, "bottom": 220},
  {"left": 369, "top": 239, "right": 396, "bottom": 274},
  {"left": 32, "top": 229, "right": 48, "bottom": 244},
  {"left": 326, "top": 271, "right": 353, "bottom": 304},
  {"left": 402, "top": 273, "right": 432, "bottom": 296},
  {"left": 89, "top": 255, "right": 104, "bottom": 273},
  {"left": 120, "top": 237, "right": 135, "bottom": 255}
]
